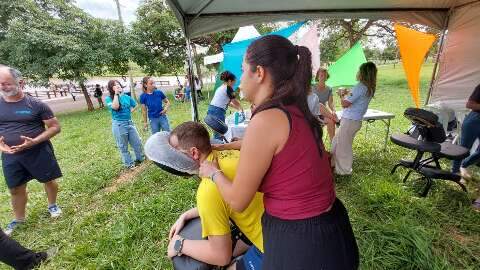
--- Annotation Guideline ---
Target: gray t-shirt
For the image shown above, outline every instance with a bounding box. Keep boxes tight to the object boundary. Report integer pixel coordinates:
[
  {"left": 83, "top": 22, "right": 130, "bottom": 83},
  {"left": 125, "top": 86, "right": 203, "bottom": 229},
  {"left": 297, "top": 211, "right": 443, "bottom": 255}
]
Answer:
[
  {"left": 0, "top": 95, "right": 54, "bottom": 146},
  {"left": 307, "top": 93, "right": 320, "bottom": 116},
  {"left": 312, "top": 85, "right": 332, "bottom": 105}
]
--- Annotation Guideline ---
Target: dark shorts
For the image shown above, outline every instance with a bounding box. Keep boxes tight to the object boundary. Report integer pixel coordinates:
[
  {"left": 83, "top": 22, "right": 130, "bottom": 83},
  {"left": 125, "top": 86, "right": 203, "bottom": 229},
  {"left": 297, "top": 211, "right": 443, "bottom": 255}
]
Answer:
[
  {"left": 261, "top": 198, "right": 359, "bottom": 270},
  {"left": 1, "top": 142, "right": 62, "bottom": 189},
  {"left": 237, "top": 246, "right": 263, "bottom": 270}
]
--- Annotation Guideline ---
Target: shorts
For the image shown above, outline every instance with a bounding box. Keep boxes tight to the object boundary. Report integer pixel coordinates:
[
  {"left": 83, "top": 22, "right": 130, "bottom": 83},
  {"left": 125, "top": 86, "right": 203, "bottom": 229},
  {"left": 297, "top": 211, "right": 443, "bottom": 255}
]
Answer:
[
  {"left": 1, "top": 142, "right": 62, "bottom": 189},
  {"left": 236, "top": 246, "right": 263, "bottom": 270}
]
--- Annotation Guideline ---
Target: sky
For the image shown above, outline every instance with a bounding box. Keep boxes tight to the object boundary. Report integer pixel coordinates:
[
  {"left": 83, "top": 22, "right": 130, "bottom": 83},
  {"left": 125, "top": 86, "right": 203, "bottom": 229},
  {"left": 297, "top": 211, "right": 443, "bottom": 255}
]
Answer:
[{"left": 75, "top": 0, "right": 141, "bottom": 25}]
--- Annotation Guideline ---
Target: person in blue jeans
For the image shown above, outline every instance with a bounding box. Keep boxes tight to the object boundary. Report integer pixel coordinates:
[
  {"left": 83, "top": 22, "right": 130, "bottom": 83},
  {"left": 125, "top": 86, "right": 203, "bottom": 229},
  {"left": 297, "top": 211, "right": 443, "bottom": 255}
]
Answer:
[
  {"left": 452, "top": 83, "right": 480, "bottom": 210},
  {"left": 207, "top": 71, "right": 243, "bottom": 140},
  {"left": 140, "top": 76, "right": 171, "bottom": 134},
  {"left": 105, "top": 80, "right": 144, "bottom": 169}
]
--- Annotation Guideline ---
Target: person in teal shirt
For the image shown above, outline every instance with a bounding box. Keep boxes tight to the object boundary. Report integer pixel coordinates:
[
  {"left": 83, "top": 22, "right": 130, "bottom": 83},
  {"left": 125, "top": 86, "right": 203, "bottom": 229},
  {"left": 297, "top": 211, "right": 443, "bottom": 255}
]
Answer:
[{"left": 105, "top": 80, "right": 144, "bottom": 169}]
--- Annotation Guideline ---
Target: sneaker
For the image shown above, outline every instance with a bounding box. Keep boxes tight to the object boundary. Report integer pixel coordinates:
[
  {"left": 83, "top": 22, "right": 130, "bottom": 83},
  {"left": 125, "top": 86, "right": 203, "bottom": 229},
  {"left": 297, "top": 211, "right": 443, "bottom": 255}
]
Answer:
[
  {"left": 134, "top": 159, "right": 144, "bottom": 166},
  {"left": 48, "top": 204, "right": 62, "bottom": 218},
  {"left": 5, "top": 219, "right": 24, "bottom": 236},
  {"left": 460, "top": 167, "right": 473, "bottom": 181}
]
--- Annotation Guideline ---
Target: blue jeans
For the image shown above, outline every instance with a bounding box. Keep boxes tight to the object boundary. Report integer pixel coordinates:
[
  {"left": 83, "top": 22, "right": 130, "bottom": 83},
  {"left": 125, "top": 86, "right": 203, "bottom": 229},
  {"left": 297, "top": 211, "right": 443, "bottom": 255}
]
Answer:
[
  {"left": 185, "top": 87, "right": 191, "bottom": 101},
  {"left": 149, "top": 115, "right": 170, "bottom": 134},
  {"left": 207, "top": 105, "right": 226, "bottom": 140},
  {"left": 452, "top": 111, "right": 480, "bottom": 173},
  {"left": 112, "top": 120, "right": 144, "bottom": 167}
]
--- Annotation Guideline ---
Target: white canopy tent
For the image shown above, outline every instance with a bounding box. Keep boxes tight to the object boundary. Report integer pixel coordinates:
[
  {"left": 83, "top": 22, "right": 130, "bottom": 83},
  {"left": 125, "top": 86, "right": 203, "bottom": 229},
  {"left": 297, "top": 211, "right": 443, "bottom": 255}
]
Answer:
[
  {"left": 166, "top": 0, "right": 480, "bottom": 121},
  {"left": 203, "top": 25, "right": 261, "bottom": 66}
]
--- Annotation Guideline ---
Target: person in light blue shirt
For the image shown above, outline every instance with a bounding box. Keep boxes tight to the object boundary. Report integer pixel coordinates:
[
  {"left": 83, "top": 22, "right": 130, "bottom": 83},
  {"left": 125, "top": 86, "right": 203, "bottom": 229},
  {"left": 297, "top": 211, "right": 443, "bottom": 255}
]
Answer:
[
  {"left": 332, "top": 62, "right": 377, "bottom": 175},
  {"left": 140, "top": 76, "right": 171, "bottom": 134},
  {"left": 105, "top": 80, "right": 144, "bottom": 169}
]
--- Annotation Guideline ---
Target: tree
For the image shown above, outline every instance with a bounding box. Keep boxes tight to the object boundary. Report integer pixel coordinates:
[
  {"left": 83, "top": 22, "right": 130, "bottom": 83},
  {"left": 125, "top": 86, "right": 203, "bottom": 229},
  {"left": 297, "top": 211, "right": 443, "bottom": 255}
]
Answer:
[
  {"left": 132, "top": 0, "right": 276, "bottom": 77},
  {"left": 0, "top": 0, "right": 131, "bottom": 111}
]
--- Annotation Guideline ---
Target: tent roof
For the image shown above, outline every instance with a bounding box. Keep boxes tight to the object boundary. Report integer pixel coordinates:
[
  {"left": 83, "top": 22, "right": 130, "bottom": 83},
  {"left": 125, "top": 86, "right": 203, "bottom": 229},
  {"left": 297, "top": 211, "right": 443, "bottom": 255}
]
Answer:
[{"left": 166, "top": 0, "right": 473, "bottom": 38}]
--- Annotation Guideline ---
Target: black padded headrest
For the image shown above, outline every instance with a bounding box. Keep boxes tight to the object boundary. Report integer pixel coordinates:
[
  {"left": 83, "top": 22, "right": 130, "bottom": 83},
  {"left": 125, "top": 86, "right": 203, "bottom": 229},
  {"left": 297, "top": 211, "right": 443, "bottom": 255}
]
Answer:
[
  {"left": 404, "top": 108, "right": 438, "bottom": 127},
  {"left": 404, "top": 108, "right": 446, "bottom": 143}
]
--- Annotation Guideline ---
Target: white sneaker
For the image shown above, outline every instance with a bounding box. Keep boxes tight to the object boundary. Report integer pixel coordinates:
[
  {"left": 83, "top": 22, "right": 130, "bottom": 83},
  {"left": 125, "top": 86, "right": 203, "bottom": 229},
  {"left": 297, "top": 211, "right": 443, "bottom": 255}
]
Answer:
[
  {"left": 4, "top": 219, "right": 24, "bottom": 236},
  {"left": 48, "top": 204, "right": 62, "bottom": 218}
]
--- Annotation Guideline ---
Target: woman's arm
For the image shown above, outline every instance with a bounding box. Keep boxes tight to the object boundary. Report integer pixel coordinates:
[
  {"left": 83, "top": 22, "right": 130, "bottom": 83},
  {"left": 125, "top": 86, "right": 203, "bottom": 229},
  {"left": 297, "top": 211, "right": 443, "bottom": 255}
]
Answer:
[
  {"left": 111, "top": 94, "right": 120, "bottom": 110},
  {"left": 200, "top": 109, "right": 289, "bottom": 212},
  {"left": 328, "top": 94, "right": 335, "bottom": 113},
  {"left": 212, "top": 140, "right": 242, "bottom": 151},
  {"left": 229, "top": 99, "right": 243, "bottom": 111}
]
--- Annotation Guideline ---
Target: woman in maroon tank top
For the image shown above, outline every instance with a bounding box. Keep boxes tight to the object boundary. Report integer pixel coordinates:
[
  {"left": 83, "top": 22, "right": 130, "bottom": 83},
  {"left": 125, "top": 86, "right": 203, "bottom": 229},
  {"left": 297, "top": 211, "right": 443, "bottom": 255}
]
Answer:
[{"left": 200, "top": 35, "right": 359, "bottom": 270}]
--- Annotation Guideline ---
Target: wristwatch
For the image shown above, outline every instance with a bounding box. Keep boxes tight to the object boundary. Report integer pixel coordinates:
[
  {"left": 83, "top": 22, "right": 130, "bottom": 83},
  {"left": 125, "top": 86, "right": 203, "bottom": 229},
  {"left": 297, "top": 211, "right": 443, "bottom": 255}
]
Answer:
[{"left": 174, "top": 236, "right": 185, "bottom": 256}]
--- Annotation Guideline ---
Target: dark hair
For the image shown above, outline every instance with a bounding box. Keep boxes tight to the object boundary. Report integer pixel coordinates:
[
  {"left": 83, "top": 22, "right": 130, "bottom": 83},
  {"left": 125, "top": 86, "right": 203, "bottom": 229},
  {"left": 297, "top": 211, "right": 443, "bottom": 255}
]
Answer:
[
  {"left": 142, "top": 76, "right": 151, "bottom": 92},
  {"left": 107, "top": 80, "right": 121, "bottom": 111},
  {"left": 358, "top": 62, "right": 377, "bottom": 97},
  {"left": 220, "top": 71, "right": 236, "bottom": 82},
  {"left": 246, "top": 35, "right": 324, "bottom": 154},
  {"left": 171, "top": 121, "right": 212, "bottom": 154}
]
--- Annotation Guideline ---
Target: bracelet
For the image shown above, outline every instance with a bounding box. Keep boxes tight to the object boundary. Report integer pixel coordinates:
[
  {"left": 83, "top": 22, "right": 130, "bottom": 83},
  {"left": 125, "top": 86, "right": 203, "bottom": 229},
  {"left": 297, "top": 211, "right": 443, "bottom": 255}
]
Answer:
[{"left": 210, "top": 170, "right": 222, "bottom": 182}]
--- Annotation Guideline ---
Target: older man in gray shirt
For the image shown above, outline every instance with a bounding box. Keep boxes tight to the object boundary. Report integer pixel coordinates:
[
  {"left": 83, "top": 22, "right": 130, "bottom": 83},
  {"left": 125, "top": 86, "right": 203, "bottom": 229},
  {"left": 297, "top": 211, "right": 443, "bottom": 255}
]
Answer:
[{"left": 0, "top": 66, "right": 62, "bottom": 235}]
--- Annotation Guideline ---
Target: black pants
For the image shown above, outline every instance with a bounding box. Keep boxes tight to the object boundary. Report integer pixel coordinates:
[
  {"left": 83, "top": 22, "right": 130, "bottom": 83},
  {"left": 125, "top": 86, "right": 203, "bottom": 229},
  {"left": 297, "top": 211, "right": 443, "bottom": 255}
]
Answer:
[
  {"left": 0, "top": 230, "right": 46, "bottom": 270},
  {"left": 262, "top": 198, "right": 359, "bottom": 270}
]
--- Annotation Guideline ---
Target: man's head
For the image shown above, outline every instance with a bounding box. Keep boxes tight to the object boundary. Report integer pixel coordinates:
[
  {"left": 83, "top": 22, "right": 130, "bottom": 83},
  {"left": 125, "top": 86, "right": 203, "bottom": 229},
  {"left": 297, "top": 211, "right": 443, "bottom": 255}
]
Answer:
[
  {"left": 0, "top": 66, "right": 24, "bottom": 97},
  {"left": 169, "top": 121, "right": 212, "bottom": 162}
]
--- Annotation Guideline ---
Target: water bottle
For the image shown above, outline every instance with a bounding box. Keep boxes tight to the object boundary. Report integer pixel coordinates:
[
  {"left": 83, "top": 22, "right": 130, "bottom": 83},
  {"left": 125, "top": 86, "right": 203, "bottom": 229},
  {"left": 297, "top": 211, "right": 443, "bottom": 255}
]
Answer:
[{"left": 234, "top": 112, "right": 239, "bottom": 125}]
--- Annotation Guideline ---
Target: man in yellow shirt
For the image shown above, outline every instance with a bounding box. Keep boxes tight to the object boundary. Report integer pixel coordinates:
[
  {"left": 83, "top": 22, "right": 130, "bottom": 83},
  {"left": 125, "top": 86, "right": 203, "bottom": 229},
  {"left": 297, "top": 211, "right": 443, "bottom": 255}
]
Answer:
[{"left": 151, "top": 122, "right": 264, "bottom": 270}]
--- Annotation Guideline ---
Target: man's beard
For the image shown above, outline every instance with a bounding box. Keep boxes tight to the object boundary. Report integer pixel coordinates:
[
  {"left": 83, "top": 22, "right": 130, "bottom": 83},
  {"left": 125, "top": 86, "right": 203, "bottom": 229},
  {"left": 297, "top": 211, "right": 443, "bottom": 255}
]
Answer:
[{"left": 0, "top": 87, "right": 19, "bottom": 97}]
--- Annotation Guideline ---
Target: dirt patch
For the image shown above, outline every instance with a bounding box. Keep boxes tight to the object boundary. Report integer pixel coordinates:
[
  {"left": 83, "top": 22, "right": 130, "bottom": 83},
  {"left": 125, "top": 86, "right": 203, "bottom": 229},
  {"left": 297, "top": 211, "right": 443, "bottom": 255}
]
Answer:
[
  {"left": 104, "top": 161, "right": 150, "bottom": 193},
  {"left": 448, "top": 227, "right": 475, "bottom": 245}
]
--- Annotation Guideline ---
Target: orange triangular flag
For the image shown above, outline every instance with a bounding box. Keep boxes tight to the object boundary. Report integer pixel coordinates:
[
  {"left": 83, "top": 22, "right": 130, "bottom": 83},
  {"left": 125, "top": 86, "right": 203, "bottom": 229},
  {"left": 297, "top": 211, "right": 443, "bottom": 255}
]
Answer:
[{"left": 394, "top": 24, "right": 436, "bottom": 108}]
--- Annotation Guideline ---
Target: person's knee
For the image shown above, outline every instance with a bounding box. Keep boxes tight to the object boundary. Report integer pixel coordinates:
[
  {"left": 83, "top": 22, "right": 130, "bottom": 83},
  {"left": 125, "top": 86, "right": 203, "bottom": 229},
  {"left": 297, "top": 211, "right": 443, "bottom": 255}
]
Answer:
[
  {"left": 10, "top": 185, "right": 27, "bottom": 196},
  {"left": 44, "top": 180, "right": 58, "bottom": 188}
]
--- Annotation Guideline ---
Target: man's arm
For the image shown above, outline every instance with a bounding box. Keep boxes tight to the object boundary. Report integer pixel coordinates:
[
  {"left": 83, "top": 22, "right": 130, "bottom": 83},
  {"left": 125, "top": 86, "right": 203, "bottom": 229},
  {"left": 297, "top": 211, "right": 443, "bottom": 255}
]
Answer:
[
  {"left": 169, "top": 208, "right": 199, "bottom": 240},
  {"left": 169, "top": 234, "right": 233, "bottom": 266},
  {"left": 10, "top": 117, "right": 61, "bottom": 153}
]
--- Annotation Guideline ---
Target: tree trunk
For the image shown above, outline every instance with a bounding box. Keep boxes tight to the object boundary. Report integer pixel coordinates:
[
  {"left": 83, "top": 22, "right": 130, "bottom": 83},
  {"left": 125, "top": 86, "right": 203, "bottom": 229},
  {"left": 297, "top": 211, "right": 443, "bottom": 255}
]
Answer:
[
  {"left": 192, "top": 44, "right": 203, "bottom": 87},
  {"left": 80, "top": 81, "right": 94, "bottom": 111}
]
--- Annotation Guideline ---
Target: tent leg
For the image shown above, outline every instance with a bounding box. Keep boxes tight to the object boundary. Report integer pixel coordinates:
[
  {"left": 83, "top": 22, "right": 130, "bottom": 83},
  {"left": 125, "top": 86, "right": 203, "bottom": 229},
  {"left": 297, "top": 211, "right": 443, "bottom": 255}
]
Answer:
[
  {"left": 425, "top": 10, "right": 451, "bottom": 105},
  {"left": 185, "top": 38, "right": 200, "bottom": 122}
]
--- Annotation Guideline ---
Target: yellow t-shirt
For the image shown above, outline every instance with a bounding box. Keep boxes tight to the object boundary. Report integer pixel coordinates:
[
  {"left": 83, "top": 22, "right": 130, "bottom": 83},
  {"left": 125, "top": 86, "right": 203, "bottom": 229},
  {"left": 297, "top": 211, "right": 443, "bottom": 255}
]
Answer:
[{"left": 196, "top": 150, "right": 264, "bottom": 252}]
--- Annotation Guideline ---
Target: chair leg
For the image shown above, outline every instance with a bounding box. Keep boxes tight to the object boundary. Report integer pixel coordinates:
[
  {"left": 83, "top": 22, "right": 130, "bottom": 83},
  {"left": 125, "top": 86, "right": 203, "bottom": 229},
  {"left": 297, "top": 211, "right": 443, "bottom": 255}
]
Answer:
[
  {"left": 451, "top": 180, "right": 468, "bottom": 193},
  {"left": 420, "top": 177, "right": 432, "bottom": 197},
  {"left": 403, "top": 170, "right": 413, "bottom": 183},
  {"left": 391, "top": 163, "right": 402, "bottom": 175}
]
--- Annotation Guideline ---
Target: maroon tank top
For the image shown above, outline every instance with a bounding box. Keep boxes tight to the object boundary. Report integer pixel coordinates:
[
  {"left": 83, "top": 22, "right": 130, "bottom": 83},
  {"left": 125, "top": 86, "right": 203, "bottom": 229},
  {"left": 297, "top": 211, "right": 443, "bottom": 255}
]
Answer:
[{"left": 259, "top": 105, "right": 335, "bottom": 220}]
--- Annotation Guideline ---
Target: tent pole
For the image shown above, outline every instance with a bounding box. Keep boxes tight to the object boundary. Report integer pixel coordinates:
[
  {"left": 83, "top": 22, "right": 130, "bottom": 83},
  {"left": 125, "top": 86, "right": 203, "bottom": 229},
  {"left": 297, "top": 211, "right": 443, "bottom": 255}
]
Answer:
[
  {"left": 425, "top": 10, "right": 451, "bottom": 105},
  {"left": 186, "top": 37, "right": 200, "bottom": 122}
]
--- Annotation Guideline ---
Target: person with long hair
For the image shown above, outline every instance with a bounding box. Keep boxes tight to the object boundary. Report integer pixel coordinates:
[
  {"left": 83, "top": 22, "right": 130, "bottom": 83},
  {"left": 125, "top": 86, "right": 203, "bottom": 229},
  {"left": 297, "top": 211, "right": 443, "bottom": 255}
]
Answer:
[
  {"left": 332, "top": 62, "right": 377, "bottom": 175},
  {"left": 207, "top": 71, "right": 243, "bottom": 140},
  {"left": 105, "top": 80, "right": 144, "bottom": 169},
  {"left": 199, "top": 35, "right": 359, "bottom": 269},
  {"left": 314, "top": 68, "right": 338, "bottom": 141},
  {"left": 140, "top": 76, "right": 171, "bottom": 134}
]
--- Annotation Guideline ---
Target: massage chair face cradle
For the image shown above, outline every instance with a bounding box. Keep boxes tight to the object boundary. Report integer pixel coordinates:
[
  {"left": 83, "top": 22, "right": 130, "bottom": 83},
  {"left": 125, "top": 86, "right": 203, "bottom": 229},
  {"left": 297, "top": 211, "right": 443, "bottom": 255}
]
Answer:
[{"left": 390, "top": 108, "right": 469, "bottom": 197}]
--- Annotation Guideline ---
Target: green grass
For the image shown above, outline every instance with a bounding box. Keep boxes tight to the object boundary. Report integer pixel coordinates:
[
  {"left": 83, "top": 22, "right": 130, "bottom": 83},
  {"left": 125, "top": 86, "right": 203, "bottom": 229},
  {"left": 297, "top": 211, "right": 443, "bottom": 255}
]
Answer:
[{"left": 1, "top": 63, "right": 479, "bottom": 269}]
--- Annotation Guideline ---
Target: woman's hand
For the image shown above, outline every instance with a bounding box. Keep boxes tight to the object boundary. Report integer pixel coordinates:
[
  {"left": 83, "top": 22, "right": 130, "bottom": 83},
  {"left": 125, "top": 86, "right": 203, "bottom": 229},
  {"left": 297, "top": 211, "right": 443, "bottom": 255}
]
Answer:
[{"left": 199, "top": 159, "right": 220, "bottom": 179}]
